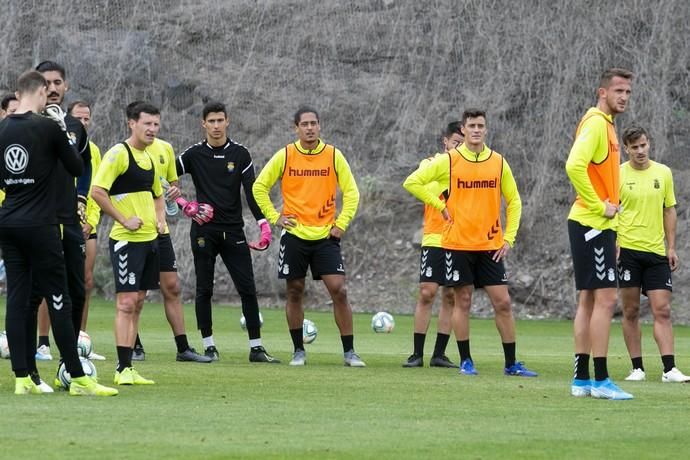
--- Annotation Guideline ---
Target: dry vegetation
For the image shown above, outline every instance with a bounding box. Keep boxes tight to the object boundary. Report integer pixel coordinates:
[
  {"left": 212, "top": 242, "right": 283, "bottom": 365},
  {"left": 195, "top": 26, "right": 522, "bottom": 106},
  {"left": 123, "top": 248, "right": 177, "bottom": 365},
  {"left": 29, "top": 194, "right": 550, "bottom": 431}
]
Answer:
[{"left": 1, "top": 0, "right": 689, "bottom": 320}]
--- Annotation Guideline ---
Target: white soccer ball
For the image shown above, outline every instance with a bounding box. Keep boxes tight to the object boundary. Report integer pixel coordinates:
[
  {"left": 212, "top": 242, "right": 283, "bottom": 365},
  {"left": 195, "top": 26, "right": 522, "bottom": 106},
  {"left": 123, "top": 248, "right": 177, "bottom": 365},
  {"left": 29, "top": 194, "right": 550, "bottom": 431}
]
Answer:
[
  {"left": 371, "top": 312, "right": 395, "bottom": 333},
  {"left": 0, "top": 330, "right": 10, "bottom": 359},
  {"left": 303, "top": 319, "right": 318, "bottom": 345},
  {"left": 57, "top": 357, "right": 98, "bottom": 389},
  {"left": 77, "top": 330, "right": 93, "bottom": 358},
  {"left": 240, "top": 312, "right": 264, "bottom": 330}
]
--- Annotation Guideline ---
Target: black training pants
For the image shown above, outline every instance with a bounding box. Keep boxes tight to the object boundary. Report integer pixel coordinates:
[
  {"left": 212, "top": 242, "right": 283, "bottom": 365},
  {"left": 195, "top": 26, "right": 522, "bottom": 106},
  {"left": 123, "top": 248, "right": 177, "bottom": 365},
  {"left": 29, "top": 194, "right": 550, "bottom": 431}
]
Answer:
[{"left": 0, "top": 225, "right": 83, "bottom": 377}]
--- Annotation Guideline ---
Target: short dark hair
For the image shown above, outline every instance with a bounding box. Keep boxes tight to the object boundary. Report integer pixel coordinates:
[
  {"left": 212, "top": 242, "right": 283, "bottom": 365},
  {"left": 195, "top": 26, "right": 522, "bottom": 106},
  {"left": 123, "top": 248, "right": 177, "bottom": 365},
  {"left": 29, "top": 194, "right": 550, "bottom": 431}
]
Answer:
[
  {"left": 461, "top": 108, "right": 486, "bottom": 126},
  {"left": 622, "top": 125, "right": 649, "bottom": 146},
  {"left": 202, "top": 101, "right": 227, "bottom": 120},
  {"left": 443, "top": 121, "right": 463, "bottom": 139},
  {"left": 1, "top": 93, "right": 17, "bottom": 111},
  {"left": 16, "top": 70, "right": 47, "bottom": 95},
  {"left": 293, "top": 106, "right": 319, "bottom": 125},
  {"left": 68, "top": 100, "right": 91, "bottom": 114},
  {"left": 125, "top": 101, "right": 160, "bottom": 121},
  {"left": 600, "top": 68, "right": 633, "bottom": 88},
  {"left": 35, "top": 60, "right": 66, "bottom": 79}
]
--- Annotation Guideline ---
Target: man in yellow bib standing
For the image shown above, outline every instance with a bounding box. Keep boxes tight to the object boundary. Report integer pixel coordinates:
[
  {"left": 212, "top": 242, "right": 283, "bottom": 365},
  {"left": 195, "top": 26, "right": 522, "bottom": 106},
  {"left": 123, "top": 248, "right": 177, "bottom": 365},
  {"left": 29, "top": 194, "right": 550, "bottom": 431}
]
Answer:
[
  {"left": 403, "top": 121, "right": 463, "bottom": 368},
  {"left": 617, "top": 126, "right": 689, "bottom": 383},
  {"left": 253, "top": 106, "right": 364, "bottom": 367},
  {"left": 404, "top": 108, "right": 537, "bottom": 378},
  {"left": 91, "top": 102, "right": 165, "bottom": 385},
  {"left": 566, "top": 68, "right": 633, "bottom": 400}
]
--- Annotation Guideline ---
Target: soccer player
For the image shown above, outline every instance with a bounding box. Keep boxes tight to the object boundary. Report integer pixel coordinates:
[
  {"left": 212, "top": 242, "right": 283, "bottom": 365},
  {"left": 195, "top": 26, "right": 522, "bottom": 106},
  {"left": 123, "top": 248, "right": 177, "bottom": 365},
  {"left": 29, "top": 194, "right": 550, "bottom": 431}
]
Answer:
[
  {"left": 91, "top": 102, "right": 165, "bottom": 385},
  {"left": 566, "top": 68, "right": 633, "bottom": 400},
  {"left": 124, "top": 104, "right": 211, "bottom": 364},
  {"left": 1, "top": 94, "right": 19, "bottom": 118},
  {"left": 67, "top": 100, "right": 106, "bottom": 360},
  {"left": 404, "top": 108, "right": 537, "bottom": 378},
  {"left": 403, "top": 122, "right": 463, "bottom": 368},
  {"left": 617, "top": 126, "right": 689, "bottom": 383},
  {"left": 0, "top": 70, "right": 116, "bottom": 396},
  {"left": 176, "top": 101, "right": 278, "bottom": 363},
  {"left": 32, "top": 61, "right": 92, "bottom": 363},
  {"left": 253, "top": 106, "right": 364, "bottom": 367}
]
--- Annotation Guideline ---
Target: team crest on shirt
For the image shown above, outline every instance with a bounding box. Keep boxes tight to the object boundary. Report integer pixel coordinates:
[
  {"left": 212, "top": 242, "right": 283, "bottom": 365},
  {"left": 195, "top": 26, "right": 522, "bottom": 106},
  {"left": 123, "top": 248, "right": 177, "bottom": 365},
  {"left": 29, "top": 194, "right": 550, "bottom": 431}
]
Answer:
[
  {"left": 197, "top": 237, "right": 205, "bottom": 248},
  {"left": 654, "top": 179, "right": 660, "bottom": 189},
  {"left": 159, "top": 154, "right": 165, "bottom": 164},
  {"left": 227, "top": 162, "right": 235, "bottom": 173}
]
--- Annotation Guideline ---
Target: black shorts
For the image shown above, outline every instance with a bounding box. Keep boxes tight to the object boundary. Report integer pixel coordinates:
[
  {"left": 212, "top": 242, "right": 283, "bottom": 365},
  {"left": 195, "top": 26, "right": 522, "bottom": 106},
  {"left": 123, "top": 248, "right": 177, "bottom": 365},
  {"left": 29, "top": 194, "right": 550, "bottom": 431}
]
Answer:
[
  {"left": 568, "top": 219, "right": 618, "bottom": 290},
  {"left": 618, "top": 247, "right": 672, "bottom": 292},
  {"left": 278, "top": 232, "right": 345, "bottom": 280},
  {"left": 443, "top": 250, "right": 507, "bottom": 287},
  {"left": 109, "top": 238, "right": 160, "bottom": 292},
  {"left": 157, "top": 233, "right": 178, "bottom": 272},
  {"left": 419, "top": 246, "right": 446, "bottom": 284}
]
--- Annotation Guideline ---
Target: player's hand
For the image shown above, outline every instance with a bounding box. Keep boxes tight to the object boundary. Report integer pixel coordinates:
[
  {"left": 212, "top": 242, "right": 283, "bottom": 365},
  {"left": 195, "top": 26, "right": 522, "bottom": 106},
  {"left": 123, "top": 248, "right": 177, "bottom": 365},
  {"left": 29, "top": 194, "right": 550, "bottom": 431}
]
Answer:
[
  {"left": 44, "top": 104, "right": 67, "bottom": 132},
  {"left": 157, "top": 218, "right": 166, "bottom": 234},
  {"left": 668, "top": 249, "right": 679, "bottom": 272},
  {"left": 122, "top": 216, "right": 143, "bottom": 231},
  {"left": 82, "top": 223, "right": 93, "bottom": 240},
  {"left": 277, "top": 214, "right": 297, "bottom": 229},
  {"left": 603, "top": 199, "right": 619, "bottom": 218},
  {"left": 249, "top": 219, "right": 272, "bottom": 251},
  {"left": 492, "top": 242, "right": 511, "bottom": 262},
  {"left": 176, "top": 197, "right": 199, "bottom": 217},
  {"left": 441, "top": 208, "right": 452, "bottom": 222},
  {"left": 329, "top": 225, "right": 344, "bottom": 239},
  {"left": 165, "top": 184, "right": 181, "bottom": 201}
]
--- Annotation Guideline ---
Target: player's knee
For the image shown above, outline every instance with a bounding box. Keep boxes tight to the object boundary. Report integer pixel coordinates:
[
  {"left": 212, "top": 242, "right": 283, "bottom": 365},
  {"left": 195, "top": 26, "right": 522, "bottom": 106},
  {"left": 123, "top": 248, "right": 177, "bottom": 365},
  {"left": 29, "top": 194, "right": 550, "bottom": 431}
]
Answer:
[
  {"left": 622, "top": 303, "right": 640, "bottom": 321},
  {"left": 492, "top": 297, "right": 512, "bottom": 315},
  {"left": 653, "top": 304, "right": 671, "bottom": 322},
  {"left": 418, "top": 285, "right": 437, "bottom": 305},
  {"left": 163, "top": 280, "right": 181, "bottom": 300},
  {"left": 116, "top": 297, "right": 137, "bottom": 315},
  {"left": 286, "top": 284, "right": 305, "bottom": 304}
]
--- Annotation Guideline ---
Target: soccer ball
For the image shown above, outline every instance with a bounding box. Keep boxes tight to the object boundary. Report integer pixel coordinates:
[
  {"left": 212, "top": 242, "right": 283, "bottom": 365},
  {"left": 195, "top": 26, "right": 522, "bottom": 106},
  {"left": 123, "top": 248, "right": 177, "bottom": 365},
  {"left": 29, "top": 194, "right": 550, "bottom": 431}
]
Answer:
[
  {"left": 57, "top": 357, "right": 98, "bottom": 390},
  {"left": 303, "top": 319, "right": 318, "bottom": 345},
  {"left": 0, "top": 330, "right": 10, "bottom": 359},
  {"left": 77, "top": 330, "right": 93, "bottom": 358},
  {"left": 240, "top": 312, "right": 264, "bottom": 330},
  {"left": 371, "top": 312, "right": 395, "bottom": 333}
]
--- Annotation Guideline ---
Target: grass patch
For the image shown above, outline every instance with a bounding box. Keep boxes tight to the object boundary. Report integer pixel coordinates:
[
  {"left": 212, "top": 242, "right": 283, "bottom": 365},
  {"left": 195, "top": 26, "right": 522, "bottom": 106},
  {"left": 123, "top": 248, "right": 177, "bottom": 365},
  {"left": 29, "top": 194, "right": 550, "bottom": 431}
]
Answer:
[{"left": 1, "top": 298, "right": 690, "bottom": 459}]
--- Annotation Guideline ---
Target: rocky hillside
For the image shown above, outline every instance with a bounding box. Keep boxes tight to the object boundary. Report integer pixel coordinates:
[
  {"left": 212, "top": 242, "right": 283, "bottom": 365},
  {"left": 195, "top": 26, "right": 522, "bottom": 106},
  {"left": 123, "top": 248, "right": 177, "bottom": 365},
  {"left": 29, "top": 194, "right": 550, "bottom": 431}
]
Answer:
[{"left": 2, "top": 0, "right": 689, "bottom": 320}]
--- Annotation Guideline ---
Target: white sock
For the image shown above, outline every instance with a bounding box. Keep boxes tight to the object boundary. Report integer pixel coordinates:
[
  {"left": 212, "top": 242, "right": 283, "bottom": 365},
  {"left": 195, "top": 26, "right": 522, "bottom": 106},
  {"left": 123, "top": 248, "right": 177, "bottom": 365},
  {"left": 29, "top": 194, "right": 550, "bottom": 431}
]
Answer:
[
  {"left": 249, "top": 338, "right": 262, "bottom": 348},
  {"left": 202, "top": 335, "right": 215, "bottom": 348}
]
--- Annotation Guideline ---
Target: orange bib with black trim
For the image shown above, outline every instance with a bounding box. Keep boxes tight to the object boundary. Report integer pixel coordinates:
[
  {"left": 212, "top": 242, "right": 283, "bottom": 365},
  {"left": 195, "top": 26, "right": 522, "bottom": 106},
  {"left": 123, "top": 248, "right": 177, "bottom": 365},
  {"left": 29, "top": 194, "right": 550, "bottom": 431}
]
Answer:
[
  {"left": 281, "top": 143, "right": 337, "bottom": 226},
  {"left": 443, "top": 150, "right": 504, "bottom": 250},
  {"left": 424, "top": 199, "right": 447, "bottom": 235},
  {"left": 574, "top": 112, "right": 620, "bottom": 208}
]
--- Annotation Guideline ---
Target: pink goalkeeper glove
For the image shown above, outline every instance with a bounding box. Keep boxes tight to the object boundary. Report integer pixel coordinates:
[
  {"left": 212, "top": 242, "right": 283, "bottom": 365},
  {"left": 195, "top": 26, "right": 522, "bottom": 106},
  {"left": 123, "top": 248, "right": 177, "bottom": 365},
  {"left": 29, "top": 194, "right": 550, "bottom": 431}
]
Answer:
[
  {"left": 175, "top": 197, "right": 199, "bottom": 217},
  {"left": 195, "top": 203, "right": 214, "bottom": 225},
  {"left": 248, "top": 219, "right": 271, "bottom": 251}
]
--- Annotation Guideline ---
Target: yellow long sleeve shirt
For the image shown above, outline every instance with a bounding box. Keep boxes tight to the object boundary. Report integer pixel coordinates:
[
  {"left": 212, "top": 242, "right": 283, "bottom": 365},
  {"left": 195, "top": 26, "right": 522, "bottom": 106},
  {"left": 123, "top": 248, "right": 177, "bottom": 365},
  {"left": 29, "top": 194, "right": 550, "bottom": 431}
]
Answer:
[
  {"left": 403, "top": 144, "right": 522, "bottom": 247},
  {"left": 253, "top": 139, "right": 359, "bottom": 241}
]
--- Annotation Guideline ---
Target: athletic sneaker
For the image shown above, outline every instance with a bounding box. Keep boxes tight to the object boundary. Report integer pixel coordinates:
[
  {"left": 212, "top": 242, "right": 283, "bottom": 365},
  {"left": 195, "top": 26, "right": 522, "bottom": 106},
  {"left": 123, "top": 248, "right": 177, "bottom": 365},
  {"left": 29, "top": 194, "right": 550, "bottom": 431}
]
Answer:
[
  {"left": 15, "top": 376, "right": 43, "bottom": 395},
  {"left": 249, "top": 346, "right": 281, "bottom": 363},
  {"left": 35, "top": 345, "right": 53, "bottom": 361},
  {"left": 204, "top": 346, "right": 220, "bottom": 361},
  {"left": 590, "top": 378, "right": 633, "bottom": 400},
  {"left": 625, "top": 368, "right": 646, "bottom": 381},
  {"left": 571, "top": 378, "right": 592, "bottom": 397},
  {"left": 70, "top": 376, "right": 118, "bottom": 396},
  {"left": 459, "top": 359, "right": 478, "bottom": 375},
  {"left": 176, "top": 348, "right": 213, "bottom": 363},
  {"left": 402, "top": 354, "right": 423, "bottom": 368},
  {"left": 131, "top": 346, "right": 145, "bottom": 361},
  {"left": 114, "top": 367, "right": 155, "bottom": 385},
  {"left": 88, "top": 351, "right": 106, "bottom": 361},
  {"left": 504, "top": 361, "right": 538, "bottom": 377},
  {"left": 430, "top": 355, "right": 457, "bottom": 368},
  {"left": 289, "top": 349, "right": 306, "bottom": 366},
  {"left": 662, "top": 367, "right": 690, "bottom": 383},
  {"left": 344, "top": 350, "right": 366, "bottom": 367},
  {"left": 30, "top": 372, "right": 54, "bottom": 393}
]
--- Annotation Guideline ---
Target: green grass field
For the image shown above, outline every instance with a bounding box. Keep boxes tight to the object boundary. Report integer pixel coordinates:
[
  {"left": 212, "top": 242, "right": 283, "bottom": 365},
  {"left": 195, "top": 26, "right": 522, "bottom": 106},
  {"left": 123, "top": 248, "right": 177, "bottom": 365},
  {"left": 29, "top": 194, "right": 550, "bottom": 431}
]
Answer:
[{"left": 1, "top": 298, "right": 690, "bottom": 459}]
